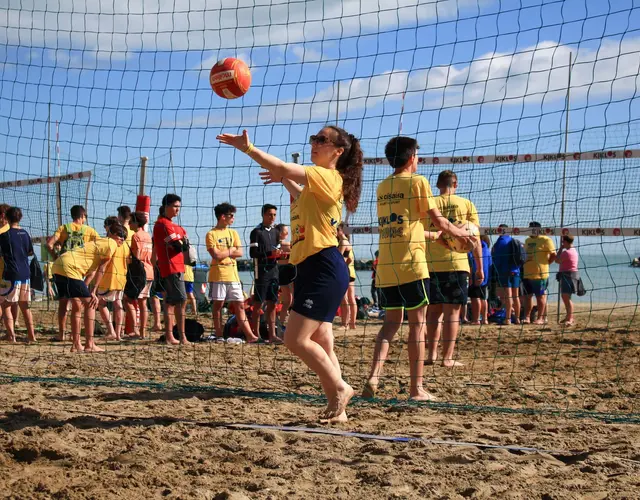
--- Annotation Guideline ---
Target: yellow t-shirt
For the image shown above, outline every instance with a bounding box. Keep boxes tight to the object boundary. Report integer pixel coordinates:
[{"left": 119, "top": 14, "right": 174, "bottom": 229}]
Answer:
[
  {"left": 126, "top": 228, "right": 135, "bottom": 244},
  {"left": 376, "top": 173, "right": 436, "bottom": 287},
  {"left": 51, "top": 238, "right": 118, "bottom": 280},
  {"left": 290, "top": 166, "right": 343, "bottom": 265},
  {"left": 0, "top": 223, "right": 9, "bottom": 284},
  {"left": 523, "top": 235, "right": 556, "bottom": 280},
  {"left": 184, "top": 264, "right": 194, "bottom": 283},
  {"left": 98, "top": 241, "right": 131, "bottom": 291},
  {"left": 206, "top": 227, "right": 241, "bottom": 283},
  {"left": 424, "top": 194, "right": 479, "bottom": 273},
  {"left": 53, "top": 222, "right": 100, "bottom": 247}
]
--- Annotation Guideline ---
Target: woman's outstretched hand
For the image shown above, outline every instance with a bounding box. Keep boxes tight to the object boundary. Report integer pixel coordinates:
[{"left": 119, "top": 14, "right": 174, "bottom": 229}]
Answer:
[
  {"left": 259, "top": 169, "right": 281, "bottom": 185},
  {"left": 216, "top": 129, "right": 251, "bottom": 151}
]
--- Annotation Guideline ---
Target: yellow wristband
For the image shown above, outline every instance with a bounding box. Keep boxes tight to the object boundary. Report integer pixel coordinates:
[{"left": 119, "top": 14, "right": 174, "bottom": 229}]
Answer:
[{"left": 244, "top": 143, "right": 254, "bottom": 155}]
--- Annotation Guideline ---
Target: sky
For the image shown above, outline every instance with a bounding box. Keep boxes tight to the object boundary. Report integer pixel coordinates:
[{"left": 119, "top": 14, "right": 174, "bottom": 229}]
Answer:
[{"left": 0, "top": 0, "right": 639, "bottom": 262}]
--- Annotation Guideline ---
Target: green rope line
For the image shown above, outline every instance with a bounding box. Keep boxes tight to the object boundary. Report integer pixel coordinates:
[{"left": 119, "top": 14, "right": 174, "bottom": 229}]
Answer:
[{"left": 1, "top": 373, "right": 638, "bottom": 424}]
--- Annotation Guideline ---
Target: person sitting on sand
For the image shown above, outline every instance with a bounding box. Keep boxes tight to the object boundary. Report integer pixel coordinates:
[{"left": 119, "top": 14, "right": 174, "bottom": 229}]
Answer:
[
  {"left": 0, "top": 207, "right": 37, "bottom": 343},
  {"left": 51, "top": 222, "right": 127, "bottom": 352},
  {"left": 362, "top": 137, "right": 470, "bottom": 402}
]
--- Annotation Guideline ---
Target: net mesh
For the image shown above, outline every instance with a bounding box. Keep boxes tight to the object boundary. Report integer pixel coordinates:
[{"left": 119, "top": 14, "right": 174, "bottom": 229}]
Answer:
[{"left": 0, "top": 0, "right": 639, "bottom": 422}]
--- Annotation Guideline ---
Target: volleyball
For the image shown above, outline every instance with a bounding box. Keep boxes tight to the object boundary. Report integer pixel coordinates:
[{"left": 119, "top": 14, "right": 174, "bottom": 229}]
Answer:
[
  {"left": 209, "top": 58, "right": 252, "bottom": 99},
  {"left": 441, "top": 221, "right": 480, "bottom": 253}
]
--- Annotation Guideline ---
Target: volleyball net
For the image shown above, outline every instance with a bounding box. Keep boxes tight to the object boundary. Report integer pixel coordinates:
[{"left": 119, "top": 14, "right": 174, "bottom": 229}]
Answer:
[{"left": 0, "top": 1, "right": 639, "bottom": 421}]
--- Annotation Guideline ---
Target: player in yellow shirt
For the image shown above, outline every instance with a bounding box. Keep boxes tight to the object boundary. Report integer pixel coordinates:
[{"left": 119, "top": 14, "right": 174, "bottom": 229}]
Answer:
[
  {"left": 424, "top": 170, "right": 483, "bottom": 367},
  {"left": 218, "top": 125, "right": 363, "bottom": 422},
  {"left": 184, "top": 264, "right": 197, "bottom": 315},
  {"left": 206, "top": 202, "right": 258, "bottom": 343},
  {"left": 362, "top": 138, "right": 471, "bottom": 402},
  {"left": 46, "top": 205, "right": 100, "bottom": 341},
  {"left": 117, "top": 205, "right": 136, "bottom": 243},
  {"left": 336, "top": 223, "right": 357, "bottom": 329},
  {"left": 96, "top": 216, "right": 130, "bottom": 341},
  {"left": 51, "top": 222, "right": 126, "bottom": 352},
  {"left": 522, "top": 221, "right": 557, "bottom": 324}
]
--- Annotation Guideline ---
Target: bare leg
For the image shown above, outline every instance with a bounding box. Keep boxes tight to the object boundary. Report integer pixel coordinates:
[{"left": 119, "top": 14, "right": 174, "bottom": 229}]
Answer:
[
  {"left": 313, "top": 323, "right": 348, "bottom": 422},
  {"left": 57, "top": 299, "right": 69, "bottom": 341},
  {"left": 441, "top": 304, "right": 463, "bottom": 367},
  {"left": 11, "top": 303, "right": 18, "bottom": 328},
  {"left": 18, "top": 302, "right": 36, "bottom": 343},
  {"left": 1, "top": 302, "right": 16, "bottom": 342},
  {"left": 187, "top": 292, "right": 197, "bottom": 316},
  {"left": 99, "top": 300, "right": 117, "bottom": 340},
  {"left": 498, "top": 287, "right": 512, "bottom": 325},
  {"left": 364, "top": 308, "right": 403, "bottom": 396},
  {"left": 212, "top": 301, "right": 224, "bottom": 337},
  {"left": 234, "top": 303, "right": 260, "bottom": 342},
  {"left": 163, "top": 303, "right": 180, "bottom": 345},
  {"left": 512, "top": 287, "right": 521, "bottom": 324},
  {"left": 561, "top": 293, "right": 574, "bottom": 324},
  {"left": 112, "top": 299, "right": 124, "bottom": 340},
  {"left": 250, "top": 303, "right": 263, "bottom": 338},
  {"left": 347, "top": 284, "right": 357, "bottom": 329},
  {"left": 83, "top": 299, "right": 103, "bottom": 352},
  {"left": 534, "top": 293, "right": 548, "bottom": 324},
  {"left": 174, "top": 301, "right": 189, "bottom": 345},
  {"left": 406, "top": 306, "right": 434, "bottom": 400},
  {"left": 426, "top": 305, "right": 443, "bottom": 363},
  {"left": 523, "top": 294, "right": 533, "bottom": 323},
  {"left": 138, "top": 298, "right": 149, "bottom": 338},
  {"left": 124, "top": 298, "right": 139, "bottom": 337},
  {"left": 151, "top": 296, "right": 162, "bottom": 331},
  {"left": 279, "top": 285, "right": 292, "bottom": 324},
  {"left": 265, "top": 301, "right": 281, "bottom": 342},
  {"left": 69, "top": 299, "right": 83, "bottom": 352},
  {"left": 284, "top": 311, "right": 353, "bottom": 418},
  {"left": 481, "top": 299, "right": 489, "bottom": 324},
  {"left": 470, "top": 298, "right": 481, "bottom": 324},
  {"left": 340, "top": 293, "right": 349, "bottom": 327}
]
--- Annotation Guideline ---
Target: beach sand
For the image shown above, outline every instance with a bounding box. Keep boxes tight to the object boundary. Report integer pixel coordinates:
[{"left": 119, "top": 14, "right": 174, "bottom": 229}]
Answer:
[{"left": 0, "top": 301, "right": 638, "bottom": 498}]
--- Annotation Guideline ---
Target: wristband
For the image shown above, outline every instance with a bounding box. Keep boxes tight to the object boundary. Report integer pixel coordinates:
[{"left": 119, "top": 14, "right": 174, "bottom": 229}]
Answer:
[{"left": 244, "top": 143, "right": 255, "bottom": 155}]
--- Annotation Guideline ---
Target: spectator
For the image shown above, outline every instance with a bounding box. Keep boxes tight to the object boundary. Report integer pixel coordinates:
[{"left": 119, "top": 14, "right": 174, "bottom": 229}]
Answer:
[
  {"left": 468, "top": 234, "right": 492, "bottom": 325},
  {"left": 556, "top": 233, "right": 580, "bottom": 326},
  {"left": 125, "top": 211, "right": 153, "bottom": 339},
  {"left": 152, "top": 194, "right": 190, "bottom": 346},
  {"left": 370, "top": 250, "right": 379, "bottom": 308},
  {"left": 117, "top": 205, "right": 135, "bottom": 243},
  {"left": 491, "top": 224, "right": 525, "bottom": 325},
  {"left": 275, "top": 223, "right": 293, "bottom": 325},
  {"left": 337, "top": 223, "right": 357, "bottom": 329},
  {"left": 522, "top": 221, "right": 556, "bottom": 324}
]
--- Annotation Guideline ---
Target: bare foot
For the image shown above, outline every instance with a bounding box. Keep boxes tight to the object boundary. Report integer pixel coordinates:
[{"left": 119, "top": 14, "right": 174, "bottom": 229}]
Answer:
[
  {"left": 482, "top": 320, "right": 489, "bottom": 325},
  {"left": 268, "top": 337, "right": 283, "bottom": 344},
  {"left": 323, "top": 383, "right": 354, "bottom": 419},
  {"left": 503, "top": 320, "right": 511, "bottom": 326},
  {"left": 320, "top": 411, "right": 348, "bottom": 424},
  {"left": 470, "top": 321, "right": 481, "bottom": 325},
  {"left": 1, "top": 335, "right": 16, "bottom": 343},
  {"left": 409, "top": 388, "right": 437, "bottom": 401},
  {"left": 442, "top": 359, "right": 464, "bottom": 368},
  {"left": 533, "top": 319, "right": 546, "bottom": 325},
  {"left": 84, "top": 344, "right": 105, "bottom": 353},
  {"left": 179, "top": 339, "right": 192, "bottom": 346},
  {"left": 361, "top": 380, "right": 378, "bottom": 399},
  {"left": 246, "top": 336, "right": 261, "bottom": 344},
  {"left": 103, "top": 335, "right": 119, "bottom": 341},
  {"left": 424, "top": 356, "right": 437, "bottom": 366},
  {"left": 165, "top": 337, "right": 180, "bottom": 346},
  {"left": 70, "top": 344, "right": 83, "bottom": 353},
  {"left": 27, "top": 337, "right": 37, "bottom": 344},
  {"left": 348, "top": 324, "right": 356, "bottom": 330},
  {"left": 522, "top": 319, "right": 530, "bottom": 324}
]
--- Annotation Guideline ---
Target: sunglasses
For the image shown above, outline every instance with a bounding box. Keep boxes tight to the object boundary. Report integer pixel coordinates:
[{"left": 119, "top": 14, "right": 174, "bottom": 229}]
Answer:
[
  {"left": 309, "top": 134, "right": 334, "bottom": 146},
  {"left": 225, "top": 213, "right": 235, "bottom": 218}
]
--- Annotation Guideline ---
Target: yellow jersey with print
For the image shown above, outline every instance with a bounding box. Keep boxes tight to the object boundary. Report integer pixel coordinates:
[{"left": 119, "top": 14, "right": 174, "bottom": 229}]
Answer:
[
  {"left": 184, "top": 264, "right": 194, "bottom": 283},
  {"left": 206, "top": 227, "right": 241, "bottom": 283},
  {"left": 424, "top": 194, "right": 479, "bottom": 273},
  {"left": 290, "top": 166, "right": 343, "bottom": 265},
  {"left": 53, "top": 222, "right": 99, "bottom": 247},
  {"left": 376, "top": 173, "right": 436, "bottom": 287},
  {"left": 98, "top": 241, "right": 131, "bottom": 291},
  {"left": 523, "top": 235, "right": 556, "bottom": 280},
  {"left": 51, "top": 238, "right": 118, "bottom": 280}
]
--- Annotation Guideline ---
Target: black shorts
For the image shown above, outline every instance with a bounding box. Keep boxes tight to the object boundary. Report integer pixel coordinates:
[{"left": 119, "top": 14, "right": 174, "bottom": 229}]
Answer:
[
  {"left": 349, "top": 276, "right": 356, "bottom": 283},
  {"left": 254, "top": 277, "right": 279, "bottom": 303},
  {"left": 278, "top": 264, "right": 295, "bottom": 286},
  {"left": 429, "top": 271, "right": 470, "bottom": 305},
  {"left": 379, "top": 278, "right": 430, "bottom": 311},
  {"left": 468, "top": 284, "right": 487, "bottom": 300},
  {"left": 292, "top": 247, "right": 349, "bottom": 323},
  {"left": 53, "top": 274, "right": 91, "bottom": 299},
  {"left": 162, "top": 273, "right": 187, "bottom": 305}
]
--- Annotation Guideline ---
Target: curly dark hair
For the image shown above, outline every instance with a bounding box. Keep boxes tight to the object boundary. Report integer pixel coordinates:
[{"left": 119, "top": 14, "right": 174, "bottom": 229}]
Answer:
[{"left": 326, "top": 125, "right": 363, "bottom": 213}]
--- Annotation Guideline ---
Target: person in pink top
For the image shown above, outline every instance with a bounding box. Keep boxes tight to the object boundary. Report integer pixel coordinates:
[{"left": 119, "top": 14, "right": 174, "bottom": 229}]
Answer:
[
  {"left": 125, "top": 212, "right": 153, "bottom": 339},
  {"left": 555, "top": 233, "right": 580, "bottom": 326}
]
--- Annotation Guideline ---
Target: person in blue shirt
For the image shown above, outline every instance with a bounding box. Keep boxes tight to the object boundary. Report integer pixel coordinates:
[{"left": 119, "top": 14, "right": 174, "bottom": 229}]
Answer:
[
  {"left": 0, "top": 207, "right": 36, "bottom": 343},
  {"left": 468, "top": 235, "right": 492, "bottom": 324},
  {"left": 491, "top": 224, "right": 525, "bottom": 325}
]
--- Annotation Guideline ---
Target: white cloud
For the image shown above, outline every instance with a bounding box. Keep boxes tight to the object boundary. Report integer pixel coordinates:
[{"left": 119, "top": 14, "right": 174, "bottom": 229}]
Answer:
[
  {"left": 162, "top": 37, "right": 640, "bottom": 129},
  {"left": 291, "top": 45, "right": 322, "bottom": 62},
  {"left": 0, "top": 0, "right": 492, "bottom": 58}
]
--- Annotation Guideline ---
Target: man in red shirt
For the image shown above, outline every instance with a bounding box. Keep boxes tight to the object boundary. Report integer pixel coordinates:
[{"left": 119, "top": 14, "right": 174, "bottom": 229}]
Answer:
[{"left": 152, "top": 194, "right": 190, "bottom": 346}]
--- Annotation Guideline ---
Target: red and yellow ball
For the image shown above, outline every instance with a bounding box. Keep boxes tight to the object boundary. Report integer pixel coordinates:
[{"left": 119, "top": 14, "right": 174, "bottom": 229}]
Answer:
[{"left": 209, "top": 58, "right": 252, "bottom": 99}]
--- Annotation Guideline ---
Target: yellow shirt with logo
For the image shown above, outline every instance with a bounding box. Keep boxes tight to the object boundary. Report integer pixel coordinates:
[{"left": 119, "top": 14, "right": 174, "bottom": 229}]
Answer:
[
  {"left": 424, "top": 194, "right": 479, "bottom": 273},
  {"left": 376, "top": 173, "right": 436, "bottom": 287},
  {"left": 53, "top": 222, "right": 100, "bottom": 246},
  {"left": 206, "top": 227, "right": 241, "bottom": 283},
  {"left": 523, "top": 235, "right": 556, "bottom": 280},
  {"left": 184, "top": 264, "right": 194, "bottom": 283},
  {"left": 98, "top": 241, "right": 131, "bottom": 291},
  {"left": 51, "top": 238, "right": 118, "bottom": 280},
  {"left": 290, "top": 166, "right": 343, "bottom": 265}
]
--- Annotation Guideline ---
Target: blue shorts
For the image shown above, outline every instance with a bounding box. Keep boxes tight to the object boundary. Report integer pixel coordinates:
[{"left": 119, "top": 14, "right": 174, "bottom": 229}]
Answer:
[
  {"left": 185, "top": 281, "right": 194, "bottom": 294},
  {"left": 291, "top": 247, "right": 349, "bottom": 323},
  {"left": 53, "top": 274, "right": 91, "bottom": 299},
  {"left": 522, "top": 278, "right": 548, "bottom": 296},
  {"left": 497, "top": 273, "right": 521, "bottom": 289}
]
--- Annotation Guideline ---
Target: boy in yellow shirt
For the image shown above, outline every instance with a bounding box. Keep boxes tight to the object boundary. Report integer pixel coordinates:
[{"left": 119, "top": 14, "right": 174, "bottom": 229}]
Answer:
[
  {"left": 51, "top": 222, "right": 126, "bottom": 352},
  {"left": 424, "top": 170, "right": 483, "bottom": 367},
  {"left": 46, "top": 205, "right": 100, "bottom": 341},
  {"left": 522, "top": 221, "right": 556, "bottom": 324},
  {"left": 206, "top": 203, "right": 258, "bottom": 342},
  {"left": 363, "top": 137, "right": 470, "bottom": 401}
]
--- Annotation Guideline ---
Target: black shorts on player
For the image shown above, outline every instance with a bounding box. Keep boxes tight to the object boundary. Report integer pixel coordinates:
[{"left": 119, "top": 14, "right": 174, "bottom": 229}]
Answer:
[
  {"left": 379, "top": 278, "right": 430, "bottom": 310},
  {"left": 429, "top": 271, "right": 469, "bottom": 305}
]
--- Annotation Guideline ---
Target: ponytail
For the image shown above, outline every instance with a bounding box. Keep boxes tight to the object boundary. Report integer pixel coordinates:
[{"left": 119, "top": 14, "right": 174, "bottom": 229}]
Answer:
[{"left": 327, "top": 126, "right": 363, "bottom": 213}]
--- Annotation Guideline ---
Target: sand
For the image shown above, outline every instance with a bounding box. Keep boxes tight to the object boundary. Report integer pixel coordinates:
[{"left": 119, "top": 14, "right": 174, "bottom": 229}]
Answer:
[{"left": 0, "top": 301, "right": 638, "bottom": 498}]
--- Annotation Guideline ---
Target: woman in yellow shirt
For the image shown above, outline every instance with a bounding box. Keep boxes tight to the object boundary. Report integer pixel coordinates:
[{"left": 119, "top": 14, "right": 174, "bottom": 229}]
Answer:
[{"left": 217, "top": 126, "right": 363, "bottom": 422}]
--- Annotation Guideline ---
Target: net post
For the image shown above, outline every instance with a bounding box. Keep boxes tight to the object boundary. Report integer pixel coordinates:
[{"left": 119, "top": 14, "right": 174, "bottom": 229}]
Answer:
[
  {"left": 139, "top": 156, "right": 148, "bottom": 196},
  {"left": 336, "top": 80, "right": 340, "bottom": 126}
]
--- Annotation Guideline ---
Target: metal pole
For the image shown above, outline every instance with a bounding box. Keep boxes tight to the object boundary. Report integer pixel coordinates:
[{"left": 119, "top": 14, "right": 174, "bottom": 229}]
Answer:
[
  {"left": 336, "top": 80, "right": 340, "bottom": 126},
  {"left": 46, "top": 103, "right": 51, "bottom": 311},
  {"left": 557, "top": 52, "right": 572, "bottom": 323},
  {"left": 139, "top": 156, "right": 148, "bottom": 195}
]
